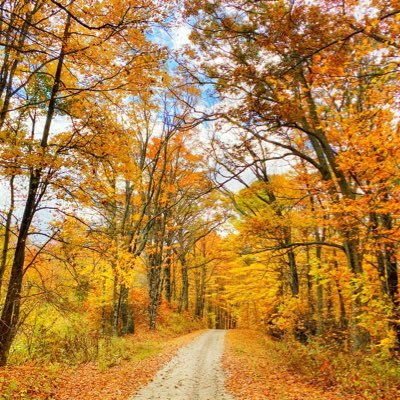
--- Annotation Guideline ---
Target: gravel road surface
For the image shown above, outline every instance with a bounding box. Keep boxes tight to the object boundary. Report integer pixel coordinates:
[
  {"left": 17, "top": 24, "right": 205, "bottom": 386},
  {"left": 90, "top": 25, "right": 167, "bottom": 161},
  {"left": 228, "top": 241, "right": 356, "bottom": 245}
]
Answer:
[{"left": 130, "top": 329, "right": 234, "bottom": 400}]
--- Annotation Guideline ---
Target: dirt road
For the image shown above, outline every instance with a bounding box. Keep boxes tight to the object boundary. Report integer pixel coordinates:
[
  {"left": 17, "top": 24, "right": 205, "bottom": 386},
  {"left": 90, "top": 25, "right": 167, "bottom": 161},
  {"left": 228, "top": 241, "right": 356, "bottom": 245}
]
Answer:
[{"left": 130, "top": 329, "right": 234, "bottom": 400}]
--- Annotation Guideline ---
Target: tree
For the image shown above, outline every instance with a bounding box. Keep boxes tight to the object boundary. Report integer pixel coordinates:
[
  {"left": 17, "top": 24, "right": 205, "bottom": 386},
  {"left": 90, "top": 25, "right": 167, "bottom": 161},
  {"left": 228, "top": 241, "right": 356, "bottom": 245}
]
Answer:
[
  {"left": 0, "top": 0, "right": 169, "bottom": 365},
  {"left": 186, "top": 0, "right": 400, "bottom": 349}
]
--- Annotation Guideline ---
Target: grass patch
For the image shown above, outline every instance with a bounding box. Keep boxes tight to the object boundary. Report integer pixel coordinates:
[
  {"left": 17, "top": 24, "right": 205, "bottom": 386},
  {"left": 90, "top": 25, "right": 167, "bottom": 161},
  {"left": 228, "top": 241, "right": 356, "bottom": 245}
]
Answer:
[
  {"left": 133, "top": 342, "right": 161, "bottom": 361},
  {"left": 96, "top": 335, "right": 162, "bottom": 370}
]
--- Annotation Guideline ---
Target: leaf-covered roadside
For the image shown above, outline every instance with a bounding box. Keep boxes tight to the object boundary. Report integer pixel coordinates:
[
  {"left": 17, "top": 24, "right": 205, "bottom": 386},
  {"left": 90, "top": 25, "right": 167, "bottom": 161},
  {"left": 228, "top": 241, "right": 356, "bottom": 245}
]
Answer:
[
  {"left": 0, "top": 329, "right": 203, "bottom": 400},
  {"left": 223, "top": 330, "right": 400, "bottom": 400}
]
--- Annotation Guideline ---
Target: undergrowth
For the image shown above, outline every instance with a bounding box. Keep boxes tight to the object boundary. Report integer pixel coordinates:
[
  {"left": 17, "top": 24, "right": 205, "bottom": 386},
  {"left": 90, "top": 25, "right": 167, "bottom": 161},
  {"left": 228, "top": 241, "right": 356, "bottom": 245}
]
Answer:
[
  {"left": 7, "top": 310, "right": 205, "bottom": 368},
  {"left": 264, "top": 334, "right": 400, "bottom": 399}
]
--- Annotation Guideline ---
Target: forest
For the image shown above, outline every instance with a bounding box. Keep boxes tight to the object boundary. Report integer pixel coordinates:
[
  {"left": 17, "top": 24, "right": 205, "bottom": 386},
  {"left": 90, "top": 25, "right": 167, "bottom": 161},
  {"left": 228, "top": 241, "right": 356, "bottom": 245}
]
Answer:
[{"left": 0, "top": 0, "right": 399, "bottom": 399}]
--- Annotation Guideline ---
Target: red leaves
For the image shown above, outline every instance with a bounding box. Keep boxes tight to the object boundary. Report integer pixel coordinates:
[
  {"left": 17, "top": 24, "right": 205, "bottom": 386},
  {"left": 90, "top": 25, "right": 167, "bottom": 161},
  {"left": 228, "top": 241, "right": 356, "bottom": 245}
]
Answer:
[{"left": 319, "top": 359, "right": 331, "bottom": 373}]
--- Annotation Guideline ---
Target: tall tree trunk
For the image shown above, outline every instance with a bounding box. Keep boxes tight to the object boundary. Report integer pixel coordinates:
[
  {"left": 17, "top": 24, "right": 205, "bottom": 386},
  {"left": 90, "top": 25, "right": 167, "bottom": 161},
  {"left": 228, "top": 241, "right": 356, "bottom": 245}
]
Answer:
[
  {"left": 370, "top": 212, "right": 388, "bottom": 294},
  {"left": 195, "top": 263, "right": 206, "bottom": 318},
  {"left": 112, "top": 271, "right": 120, "bottom": 335},
  {"left": 172, "top": 260, "right": 176, "bottom": 301},
  {"left": 178, "top": 259, "right": 189, "bottom": 313},
  {"left": 120, "top": 283, "right": 134, "bottom": 334},
  {"left": 101, "top": 277, "right": 107, "bottom": 335},
  {"left": 344, "top": 237, "right": 370, "bottom": 349},
  {"left": 331, "top": 251, "right": 348, "bottom": 331},
  {"left": 0, "top": 15, "right": 71, "bottom": 366},
  {"left": 300, "top": 69, "right": 369, "bottom": 349},
  {"left": 336, "top": 280, "right": 348, "bottom": 330},
  {"left": 305, "top": 245, "right": 315, "bottom": 315},
  {"left": 148, "top": 252, "right": 163, "bottom": 330},
  {"left": 0, "top": 175, "right": 15, "bottom": 291},
  {"left": 315, "top": 229, "right": 324, "bottom": 335},
  {"left": 164, "top": 250, "right": 172, "bottom": 303},
  {"left": 381, "top": 212, "right": 400, "bottom": 344},
  {"left": 283, "top": 229, "right": 299, "bottom": 296},
  {"left": 287, "top": 248, "right": 299, "bottom": 296},
  {"left": 0, "top": 173, "right": 38, "bottom": 365}
]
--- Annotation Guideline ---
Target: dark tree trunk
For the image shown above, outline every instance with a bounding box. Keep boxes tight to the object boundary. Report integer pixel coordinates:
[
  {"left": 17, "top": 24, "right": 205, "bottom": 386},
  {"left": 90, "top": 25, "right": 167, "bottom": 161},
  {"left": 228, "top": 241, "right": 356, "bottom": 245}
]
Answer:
[
  {"left": 0, "top": 15, "right": 71, "bottom": 366},
  {"left": 370, "top": 212, "right": 388, "bottom": 294},
  {"left": 305, "top": 245, "right": 315, "bottom": 314},
  {"left": 195, "top": 263, "right": 206, "bottom": 318},
  {"left": 344, "top": 238, "right": 370, "bottom": 349},
  {"left": 148, "top": 253, "right": 163, "bottom": 330},
  {"left": 0, "top": 175, "right": 14, "bottom": 291},
  {"left": 120, "top": 284, "right": 134, "bottom": 334},
  {"left": 315, "top": 229, "right": 324, "bottom": 335},
  {"left": 0, "top": 172, "right": 39, "bottom": 365},
  {"left": 336, "top": 280, "right": 348, "bottom": 330},
  {"left": 288, "top": 248, "right": 299, "bottom": 296},
  {"left": 164, "top": 253, "right": 172, "bottom": 303},
  {"left": 381, "top": 213, "right": 400, "bottom": 344},
  {"left": 178, "top": 257, "right": 189, "bottom": 313},
  {"left": 112, "top": 272, "right": 120, "bottom": 335}
]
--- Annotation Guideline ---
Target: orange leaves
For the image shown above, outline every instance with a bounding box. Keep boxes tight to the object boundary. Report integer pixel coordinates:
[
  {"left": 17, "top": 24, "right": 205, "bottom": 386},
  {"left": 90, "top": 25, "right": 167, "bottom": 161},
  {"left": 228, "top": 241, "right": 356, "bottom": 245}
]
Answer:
[
  {"left": 0, "top": 365, "right": 60, "bottom": 400},
  {"left": 0, "top": 330, "right": 202, "bottom": 400},
  {"left": 223, "top": 330, "right": 351, "bottom": 400},
  {"left": 55, "top": 330, "right": 203, "bottom": 400}
]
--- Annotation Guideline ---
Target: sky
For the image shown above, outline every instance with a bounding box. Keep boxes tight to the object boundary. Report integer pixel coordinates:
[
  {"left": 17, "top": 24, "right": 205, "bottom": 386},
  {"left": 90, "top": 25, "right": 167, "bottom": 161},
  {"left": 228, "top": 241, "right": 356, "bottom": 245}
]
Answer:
[
  {"left": 0, "top": 14, "right": 292, "bottom": 242},
  {"left": 0, "top": 20, "right": 195, "bottom": 244}
]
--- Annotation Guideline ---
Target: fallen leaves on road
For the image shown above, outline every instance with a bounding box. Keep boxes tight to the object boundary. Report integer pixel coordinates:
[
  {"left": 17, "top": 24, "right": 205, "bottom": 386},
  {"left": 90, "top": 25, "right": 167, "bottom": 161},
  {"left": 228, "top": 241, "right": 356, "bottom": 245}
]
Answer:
[
  {"left": 223, "top": 330, "right": 363, "bottom": 400},
  {"left": 0, "top": 329, "right": 203, "bottom": 400}
]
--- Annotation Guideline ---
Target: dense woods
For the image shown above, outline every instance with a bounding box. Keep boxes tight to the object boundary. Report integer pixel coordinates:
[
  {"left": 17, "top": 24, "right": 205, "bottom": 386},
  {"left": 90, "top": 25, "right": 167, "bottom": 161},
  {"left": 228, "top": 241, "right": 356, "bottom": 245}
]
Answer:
[
  {"left": 186, "top": 0, "right": 400, "bottom": 348},
  {"left": 0, "top": 0, "right": 400, "bottom": 398}
]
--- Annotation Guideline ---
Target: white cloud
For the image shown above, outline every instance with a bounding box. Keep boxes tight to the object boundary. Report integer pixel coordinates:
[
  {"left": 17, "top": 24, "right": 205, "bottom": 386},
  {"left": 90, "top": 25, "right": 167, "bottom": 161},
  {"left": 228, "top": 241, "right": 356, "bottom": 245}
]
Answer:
[{"left": 171, "top": 24, "right": 191, "bottom": 50}]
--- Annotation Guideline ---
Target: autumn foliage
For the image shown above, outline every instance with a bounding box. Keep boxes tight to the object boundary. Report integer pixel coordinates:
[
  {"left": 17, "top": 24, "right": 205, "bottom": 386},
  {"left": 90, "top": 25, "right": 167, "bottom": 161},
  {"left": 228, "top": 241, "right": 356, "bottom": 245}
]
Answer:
[{"left": 0, "top": 0, "right": 400, "bottom": 399}]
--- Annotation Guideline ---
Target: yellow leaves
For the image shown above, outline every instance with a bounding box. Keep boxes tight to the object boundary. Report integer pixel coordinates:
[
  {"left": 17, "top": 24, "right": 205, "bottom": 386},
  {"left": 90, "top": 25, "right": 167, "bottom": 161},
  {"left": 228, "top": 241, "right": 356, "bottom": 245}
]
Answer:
[
  {"left": 377, "top": 336, "right": 396, "bottom": 353},
  {"left": 272, "top": 296, "right": 309, "bottom": 332},
  {"left": 116, "top": 249, "right": 139, "bottom": 278}
]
